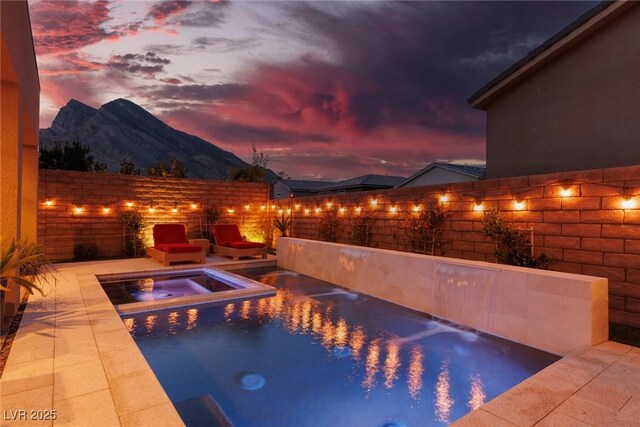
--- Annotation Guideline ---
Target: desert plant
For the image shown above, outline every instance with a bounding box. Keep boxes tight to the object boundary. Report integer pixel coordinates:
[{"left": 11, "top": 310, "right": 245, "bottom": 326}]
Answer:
[
  {"left": 1, "top": 239, "right": 55, "bottom": 296},
  {"left": 482, "top": 208, "right": 551, "bottom": 269},
  {"left": 273, "top": 214, "right": 292, "bottom": 237},
  {"left": 406, "top": 204, "right": 450, "bottom": 255},
  {"left": 201, "top": 207, "right": 221, "bottom": 240},
  {"left": 318, "top": 210, "right": 339, "bottom": 242},
  {"left": 73, "top": 242, "right": 98, "bottom": 260},
  {"left": 117, "top": 211, "right": 147, "bottom": 257},
  {"left": 349, "top": 214, "right": 375, "bottom": 246}
]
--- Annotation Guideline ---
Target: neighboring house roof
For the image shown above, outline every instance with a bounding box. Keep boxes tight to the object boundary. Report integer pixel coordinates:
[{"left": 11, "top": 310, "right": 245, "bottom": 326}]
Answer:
[
  {"left": 468, "top": 1, "right": 634, "bottom": 109},
  {"left": 277, "top": 179, "right": 333, "bottom": 192},
  {"left": 397, "top": 162, "right": 486, "bottom": 188},
  {"left": 315, "top": 174, "right": 406, "bottom": 192}
]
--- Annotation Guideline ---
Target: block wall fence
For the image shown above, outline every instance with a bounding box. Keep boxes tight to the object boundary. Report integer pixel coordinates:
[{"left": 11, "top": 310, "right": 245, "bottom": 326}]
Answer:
[
  {"left": 270, "top": 164, "right": 640, "bottom": 333},
  {"left": 38, "top": 170, "right": 271, "bottom": 261},
  {"left": 38, "top": 165, "right": 640, "bottom": 333}
]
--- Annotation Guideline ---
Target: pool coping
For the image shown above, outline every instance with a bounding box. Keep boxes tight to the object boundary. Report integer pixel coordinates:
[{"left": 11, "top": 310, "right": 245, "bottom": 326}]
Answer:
[{"left": 1, "top": 256, "right": 639, "bottom": 426}]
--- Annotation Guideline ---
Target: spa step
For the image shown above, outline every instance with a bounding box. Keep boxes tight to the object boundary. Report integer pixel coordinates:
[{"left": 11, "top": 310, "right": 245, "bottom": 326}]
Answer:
[{"left": 174, "top": 394, "right": 234, "bottom": 427}]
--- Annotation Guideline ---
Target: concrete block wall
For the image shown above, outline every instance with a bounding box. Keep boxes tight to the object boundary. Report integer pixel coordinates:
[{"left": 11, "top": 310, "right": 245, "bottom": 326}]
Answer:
[
  {"left": 272, "top": 165, "right": 640, "bottom": 332},
  {"left": 38, "top": 170, "right": 271, "bottom": 261}
]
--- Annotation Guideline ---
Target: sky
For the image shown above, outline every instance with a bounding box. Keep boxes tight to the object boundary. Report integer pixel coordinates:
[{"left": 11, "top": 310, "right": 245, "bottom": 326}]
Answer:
[{"left": 29, "top": 0, "right": 597, "bottom": 180}]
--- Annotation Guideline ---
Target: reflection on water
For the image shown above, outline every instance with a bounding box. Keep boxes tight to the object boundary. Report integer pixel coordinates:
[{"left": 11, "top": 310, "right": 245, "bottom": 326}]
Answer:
[
  {"left": 435, "top": 359, "right": 454, "bottom": 424},
  {"left": 408, "top": 345, "right": 424, "bottom": 400},
  {"left": 384, "top": 342, "right": 401, "bottom": 389},
  {"left": 362, "top": 339, "right": 381, "bottom": 392},
  {"left": 468, "top": 373, "right": 486, "bottom": 410},
  {"left": 186, "top": 308, "right": 198, "bottom": 331},
  {"left": 123, "top": 282, "right": 498, "bottom": 420},
  {"left": 223, "top": 303, "right": 235, "bottom": 319},
  {"left": 123, "top": 317, "right": 136, "bottom": 334},
  {"left": 145, "top": 314, "right": 157, "bottom": 333},
  {"left": 167, "top": 312, "right": 179, "bottom": 335},
  {"left": 350, "top": 327, "right": 366, "bottom": 361}
]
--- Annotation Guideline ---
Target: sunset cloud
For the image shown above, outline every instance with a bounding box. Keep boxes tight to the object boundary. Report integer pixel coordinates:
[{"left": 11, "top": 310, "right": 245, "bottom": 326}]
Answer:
[
  {"left": 32, "top": 0, "right": 598, "bottom": 179},
  {"left": 146, "top": 1, "right": 192, "bottom": 24},
  {"left": 107, "top": 52, "right": 171, "bottom": 78},
  {"left": 30, "top": 0, "right": 115, "bottom": 55}
]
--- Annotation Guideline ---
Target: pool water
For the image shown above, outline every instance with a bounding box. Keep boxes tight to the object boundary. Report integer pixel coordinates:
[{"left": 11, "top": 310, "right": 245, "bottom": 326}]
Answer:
[{"left": 123, "top": 267, "right": 559, "bottom": 426}]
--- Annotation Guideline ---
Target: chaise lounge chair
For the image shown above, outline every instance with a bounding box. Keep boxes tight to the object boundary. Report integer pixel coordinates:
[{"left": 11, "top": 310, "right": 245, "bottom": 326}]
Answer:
[
  {"left": 146, "top": 223, "right": 205, "bottom": 266},
  {"left": 212, "top": 224, "right": 267, "bottom": 261}
]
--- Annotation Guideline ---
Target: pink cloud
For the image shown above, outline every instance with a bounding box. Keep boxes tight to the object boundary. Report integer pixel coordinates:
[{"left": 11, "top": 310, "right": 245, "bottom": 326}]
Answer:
[{"left": 30, "top": 0, "right": 115, "bottom": 55}]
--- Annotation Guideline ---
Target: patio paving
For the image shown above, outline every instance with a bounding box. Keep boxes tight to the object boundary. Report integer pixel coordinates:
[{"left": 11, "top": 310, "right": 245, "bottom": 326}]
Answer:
[{"left": 1, "top": 255, "right": 638, "bottom": 426}]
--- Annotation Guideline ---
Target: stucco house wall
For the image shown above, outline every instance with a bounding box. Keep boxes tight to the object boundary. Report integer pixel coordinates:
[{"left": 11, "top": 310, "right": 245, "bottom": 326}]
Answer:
[
  {"left": 476, "top": 2, "right": 640, "bottom": 179},
  {"left": 1, "top": 0, "right": 40, "bottom": 319}
]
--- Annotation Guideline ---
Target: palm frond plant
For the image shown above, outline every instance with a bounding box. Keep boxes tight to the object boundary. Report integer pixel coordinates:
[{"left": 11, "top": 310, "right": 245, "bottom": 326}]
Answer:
[
  {"left": 1, "top": 239, "right": 55, "bottom": 296},
  {"left": 273, "top": 214, "right": 292, "bottom": 237}
]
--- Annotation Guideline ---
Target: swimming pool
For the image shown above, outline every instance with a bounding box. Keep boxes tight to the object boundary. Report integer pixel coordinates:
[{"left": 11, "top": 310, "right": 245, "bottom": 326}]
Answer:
[{"left": 123, "top": 266, "right": 559, "bottom": 426}]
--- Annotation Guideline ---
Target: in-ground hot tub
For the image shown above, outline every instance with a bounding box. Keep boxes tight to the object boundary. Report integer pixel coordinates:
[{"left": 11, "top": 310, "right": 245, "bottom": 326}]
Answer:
[{"left": 98, "top": 268, "right": 275, "bottom": 314}]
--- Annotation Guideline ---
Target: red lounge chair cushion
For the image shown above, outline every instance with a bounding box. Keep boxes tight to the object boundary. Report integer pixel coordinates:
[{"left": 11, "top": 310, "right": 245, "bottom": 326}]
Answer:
[
  {"left": 223, "top": 241, "right": 265, "bottom": 249},
  {"left": 155, "top": 243, "right": 201, "bottom": 254},
  {"left": 213, "top": 224, "right": 244, "bottom": 245},
  {"left": 153, "top": 224, "right": 189, "bottom": 245}
]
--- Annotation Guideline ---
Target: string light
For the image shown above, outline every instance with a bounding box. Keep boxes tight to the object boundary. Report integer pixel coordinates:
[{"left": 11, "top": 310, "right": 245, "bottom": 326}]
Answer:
[{"left": 622, "top": 197, "right": 637, "bottom": 209}]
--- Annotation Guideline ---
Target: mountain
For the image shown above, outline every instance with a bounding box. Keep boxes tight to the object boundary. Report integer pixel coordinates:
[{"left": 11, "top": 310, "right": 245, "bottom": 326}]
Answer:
[{"left": 39, "top": 98, "right": 253, "bottom": 180}]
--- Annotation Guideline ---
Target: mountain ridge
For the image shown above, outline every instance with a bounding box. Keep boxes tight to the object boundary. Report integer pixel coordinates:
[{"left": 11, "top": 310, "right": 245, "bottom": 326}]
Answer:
[{"left": 40, "top": 98, "right": 252, "bottom": 180}]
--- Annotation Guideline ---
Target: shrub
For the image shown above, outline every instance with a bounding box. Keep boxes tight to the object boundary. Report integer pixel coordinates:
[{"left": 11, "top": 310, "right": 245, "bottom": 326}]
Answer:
[
  {"left": 117, "top": 211, "right": 147, "bottom": 257},
  {"left": 406, "top": 204, "right": 450, "bottom": 255},
  {"left": 348, "top": 215, "right": 374, "bottom": 247},
  {"left": 318, "top": 210, "right": 339, "bottom": 242},
  {"left": 482, "top": 208, "right": 551, "bottom": 269},
  {"left": 73, "top": 243, "right": 98, "bottom": 260}
]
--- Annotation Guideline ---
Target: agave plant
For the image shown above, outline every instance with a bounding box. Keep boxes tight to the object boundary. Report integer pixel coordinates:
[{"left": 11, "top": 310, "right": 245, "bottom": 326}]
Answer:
[
  {"left": 1, "top": 240, "right": 54, "bottom": 296},
  {"left": 273, "top": 214, "right": 292, "bottom": 237}
]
